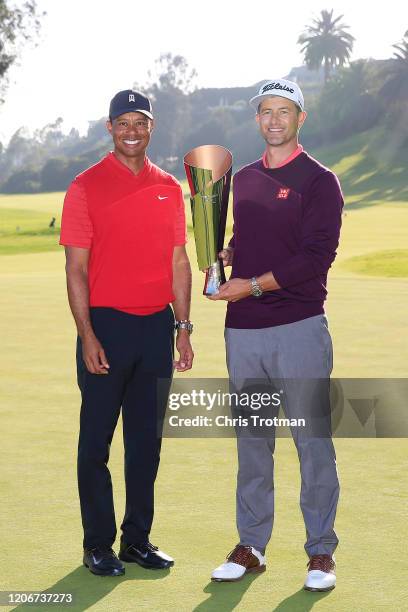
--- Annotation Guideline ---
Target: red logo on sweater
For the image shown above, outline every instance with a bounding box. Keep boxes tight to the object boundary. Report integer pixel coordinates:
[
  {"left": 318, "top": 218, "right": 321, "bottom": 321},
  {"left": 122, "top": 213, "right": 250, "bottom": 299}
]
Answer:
[{"left": 277, "top": 188, "right": 290, "bottom": 199}]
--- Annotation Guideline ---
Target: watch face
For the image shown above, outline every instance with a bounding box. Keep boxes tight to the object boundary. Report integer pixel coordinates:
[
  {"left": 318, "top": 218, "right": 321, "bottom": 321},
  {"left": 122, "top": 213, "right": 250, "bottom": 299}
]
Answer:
[
  {"left": 251, "top": 278, "right": 263, "bottom": 297},
  {"left": 176, "top": 321, "right": 193, "bottom": 334}
]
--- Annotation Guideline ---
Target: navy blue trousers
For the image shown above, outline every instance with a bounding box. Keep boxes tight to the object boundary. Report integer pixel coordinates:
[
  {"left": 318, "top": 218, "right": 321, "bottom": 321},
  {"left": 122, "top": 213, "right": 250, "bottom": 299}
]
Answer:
[{"left": 76, "top": 306, "right": 174, "bottom": 550}]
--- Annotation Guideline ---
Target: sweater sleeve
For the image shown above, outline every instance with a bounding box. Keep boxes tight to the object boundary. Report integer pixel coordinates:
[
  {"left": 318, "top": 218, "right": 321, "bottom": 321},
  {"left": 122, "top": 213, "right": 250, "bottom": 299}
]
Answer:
[{"left": 272, "top": 171, "right": 343, "bottom": 289}]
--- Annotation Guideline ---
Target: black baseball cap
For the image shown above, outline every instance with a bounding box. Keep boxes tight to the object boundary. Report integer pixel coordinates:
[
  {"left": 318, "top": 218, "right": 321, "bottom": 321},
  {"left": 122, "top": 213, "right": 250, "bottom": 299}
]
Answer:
[{"left": 109, "top": 89, "right": 153, "bottom": 121}]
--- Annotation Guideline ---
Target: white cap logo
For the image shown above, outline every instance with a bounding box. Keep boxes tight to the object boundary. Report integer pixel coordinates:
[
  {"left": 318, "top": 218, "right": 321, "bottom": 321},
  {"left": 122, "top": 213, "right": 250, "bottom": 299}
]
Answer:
[
  {"left": 129, "top": 94, "right": 135, "bottom": 102},
  {"left": 249, "top": 79, "right": 305, "bottom": 112}
]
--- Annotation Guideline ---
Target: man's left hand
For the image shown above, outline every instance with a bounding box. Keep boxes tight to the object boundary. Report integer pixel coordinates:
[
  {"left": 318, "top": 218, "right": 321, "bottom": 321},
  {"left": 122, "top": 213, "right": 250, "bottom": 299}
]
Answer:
[
  {"left": 208, "top": 278, "right": 251, "bottom": 302},
  {"left": 174, "top": 331, "right": 194, "bottom": 372}
]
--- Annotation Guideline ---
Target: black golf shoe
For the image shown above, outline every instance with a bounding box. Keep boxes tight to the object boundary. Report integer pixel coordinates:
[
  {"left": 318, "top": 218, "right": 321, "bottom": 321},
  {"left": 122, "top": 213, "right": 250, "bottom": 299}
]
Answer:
[
  {"left": 83, "top": 547, "right": 125, "bottom": 576},
  {"left": 119, "top": 540, "right": 174, "bottom": 569}
]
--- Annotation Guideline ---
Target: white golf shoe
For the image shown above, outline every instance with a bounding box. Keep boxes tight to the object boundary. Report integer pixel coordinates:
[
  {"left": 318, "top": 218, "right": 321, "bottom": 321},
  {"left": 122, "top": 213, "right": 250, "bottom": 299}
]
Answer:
[
  {"left": 211, "top": 544, "right": 266, "bottom": 582},
  {"left": 304, "top": 554, "right": 336, "bottom": 592}
]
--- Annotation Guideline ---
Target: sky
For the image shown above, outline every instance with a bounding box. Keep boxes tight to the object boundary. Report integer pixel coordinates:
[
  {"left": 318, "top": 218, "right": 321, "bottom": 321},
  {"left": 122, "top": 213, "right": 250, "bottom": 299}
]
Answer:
[{"left": 0, "top": 0, "right": 407, "bottom": 145}]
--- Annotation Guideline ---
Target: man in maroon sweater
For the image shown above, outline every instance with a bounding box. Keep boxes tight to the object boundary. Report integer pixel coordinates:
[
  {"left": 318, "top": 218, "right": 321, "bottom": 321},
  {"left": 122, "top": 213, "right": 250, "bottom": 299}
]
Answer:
[{"left": 210, "top": 79, "right": 343, "bottom": 591}]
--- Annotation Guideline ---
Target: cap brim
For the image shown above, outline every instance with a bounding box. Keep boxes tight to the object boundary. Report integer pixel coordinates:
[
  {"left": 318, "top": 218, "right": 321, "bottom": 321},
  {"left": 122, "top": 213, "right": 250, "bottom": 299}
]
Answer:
[
  {"left": 110, "top": 108, "right": 153, "bottom": 120},
  {"left": 249, "top": 93, "right": 303, "bottom": 112}
]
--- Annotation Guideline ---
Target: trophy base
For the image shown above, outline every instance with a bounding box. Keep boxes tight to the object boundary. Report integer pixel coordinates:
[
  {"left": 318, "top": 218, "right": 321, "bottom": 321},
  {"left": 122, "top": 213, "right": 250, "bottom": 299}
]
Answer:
[{"left": 203, "top": 261, "right": 226, "bottom": 296}]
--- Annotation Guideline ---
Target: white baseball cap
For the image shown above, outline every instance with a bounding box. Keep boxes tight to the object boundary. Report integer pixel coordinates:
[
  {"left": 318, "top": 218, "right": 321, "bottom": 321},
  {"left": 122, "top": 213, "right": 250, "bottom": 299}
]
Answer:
[{"left": 250, "top": 79, "right": 305, "bottom": 112}]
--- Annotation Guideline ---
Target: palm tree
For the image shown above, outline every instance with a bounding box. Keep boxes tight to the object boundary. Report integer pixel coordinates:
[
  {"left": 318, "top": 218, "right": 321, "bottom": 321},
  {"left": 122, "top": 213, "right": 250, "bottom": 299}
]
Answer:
[
  {"left": 380, "top": 30, "right": 408, "bottom": 102},
  {"left": 393, "top": 29, "right": 408, "bottom": 62},
  {"left": 298, "top": 9, "right": 355, "bottom": 82}
]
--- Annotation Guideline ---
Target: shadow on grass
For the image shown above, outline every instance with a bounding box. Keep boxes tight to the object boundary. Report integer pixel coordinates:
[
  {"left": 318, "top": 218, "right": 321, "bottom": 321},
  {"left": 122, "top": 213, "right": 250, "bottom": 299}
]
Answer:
[
  {"left": 10, "top": 563, "right": 170, "bottom": 612},
  {"left": 192, "top": 574, "right": 261, "bottom": 612},
  {"left": 272, "top": 588, "right": 332, "bottom": 611},
  {"left": 193, "top": 580, "right": 332, "bottom": 612}
]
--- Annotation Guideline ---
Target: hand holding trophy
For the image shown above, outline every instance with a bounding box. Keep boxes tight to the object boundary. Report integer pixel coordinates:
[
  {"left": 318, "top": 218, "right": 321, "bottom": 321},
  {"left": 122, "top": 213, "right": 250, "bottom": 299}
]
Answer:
[{"left": 184, "top": 145, "right": 233, "bottom": 296}]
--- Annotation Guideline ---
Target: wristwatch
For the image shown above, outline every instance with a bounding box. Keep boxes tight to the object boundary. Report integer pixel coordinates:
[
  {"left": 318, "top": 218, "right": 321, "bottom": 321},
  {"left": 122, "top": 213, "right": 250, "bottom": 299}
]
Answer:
[
  {"left": 250, "top": 277, "right": 263, "bottom": 297},
  {"left": 175, "top": 320, "right": 194, "bottom": 334}
]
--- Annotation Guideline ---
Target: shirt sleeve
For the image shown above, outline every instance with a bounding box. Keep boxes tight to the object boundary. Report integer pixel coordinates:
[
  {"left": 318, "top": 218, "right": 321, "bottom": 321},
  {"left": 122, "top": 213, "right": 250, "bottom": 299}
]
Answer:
[
  {"left": 174, "top": 184, "right": 187, "bottom": 246},
  {"left": 59, "top": 179, "right": 93, "bottom": 248},
  {"left": 272, "top": 171, "right": 343, "bottom": 289}
]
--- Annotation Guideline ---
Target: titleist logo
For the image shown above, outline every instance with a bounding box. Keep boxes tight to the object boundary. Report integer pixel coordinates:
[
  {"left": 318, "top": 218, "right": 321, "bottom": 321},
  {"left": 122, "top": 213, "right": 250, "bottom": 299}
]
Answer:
[{"left": 262, "top": 82, "right": 295, "bottom": 94}]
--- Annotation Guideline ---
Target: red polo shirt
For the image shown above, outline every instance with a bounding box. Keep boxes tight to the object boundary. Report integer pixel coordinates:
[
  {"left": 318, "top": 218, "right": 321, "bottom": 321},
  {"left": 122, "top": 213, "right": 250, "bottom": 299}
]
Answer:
[{"left": 60, "top": 153, "right": 187, "bottom": 315}]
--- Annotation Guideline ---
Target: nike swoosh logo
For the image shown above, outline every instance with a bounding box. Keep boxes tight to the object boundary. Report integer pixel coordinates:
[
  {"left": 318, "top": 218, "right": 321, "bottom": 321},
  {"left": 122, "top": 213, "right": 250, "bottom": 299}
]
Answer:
[
  {"left": 157, "top": 195, "right": 168, "bottom": 200},
  {"left": 135, "top": 549, "right": 148, "bottom": 558}
]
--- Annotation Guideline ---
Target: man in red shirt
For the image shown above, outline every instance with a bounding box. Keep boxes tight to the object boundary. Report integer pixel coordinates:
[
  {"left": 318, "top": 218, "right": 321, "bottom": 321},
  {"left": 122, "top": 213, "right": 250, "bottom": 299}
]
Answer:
[{"left": 60, "top": 90, "right": 194, "bottom": 576}]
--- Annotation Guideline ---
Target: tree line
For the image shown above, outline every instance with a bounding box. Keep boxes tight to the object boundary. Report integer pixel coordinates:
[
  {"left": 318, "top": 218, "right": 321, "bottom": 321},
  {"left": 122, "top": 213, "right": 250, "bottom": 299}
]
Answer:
[{"left": 0, "top": 4, "right": 407, "bottom": 193}]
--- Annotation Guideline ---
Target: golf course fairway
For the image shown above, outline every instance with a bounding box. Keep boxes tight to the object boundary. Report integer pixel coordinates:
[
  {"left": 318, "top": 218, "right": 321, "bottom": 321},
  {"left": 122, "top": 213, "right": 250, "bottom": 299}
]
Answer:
[{"left": 0, "top": 192, "right": 407, "bottom": 611}]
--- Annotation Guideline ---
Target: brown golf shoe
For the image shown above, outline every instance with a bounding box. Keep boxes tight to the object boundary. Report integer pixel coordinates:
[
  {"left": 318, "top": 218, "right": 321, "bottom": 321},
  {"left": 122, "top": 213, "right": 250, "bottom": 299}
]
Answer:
[
  {"left": 304, "top": 554, "right": 336, "bottom": 591},
  {"left": 211, "top": 544, "right": 266, "bottom": 582}
]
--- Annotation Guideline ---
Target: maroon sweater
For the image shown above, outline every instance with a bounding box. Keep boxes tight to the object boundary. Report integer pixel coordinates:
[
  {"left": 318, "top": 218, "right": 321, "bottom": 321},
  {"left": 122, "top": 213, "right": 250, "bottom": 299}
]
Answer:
[{"left": 226, "top": 151, "right": 343, "bottom": 329}]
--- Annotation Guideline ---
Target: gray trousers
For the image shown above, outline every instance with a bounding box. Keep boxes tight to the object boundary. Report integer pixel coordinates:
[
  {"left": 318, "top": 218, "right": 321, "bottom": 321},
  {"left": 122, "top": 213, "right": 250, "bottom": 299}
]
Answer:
[{"left": 225, "top": 314, "right": 339, "bottom": 557}]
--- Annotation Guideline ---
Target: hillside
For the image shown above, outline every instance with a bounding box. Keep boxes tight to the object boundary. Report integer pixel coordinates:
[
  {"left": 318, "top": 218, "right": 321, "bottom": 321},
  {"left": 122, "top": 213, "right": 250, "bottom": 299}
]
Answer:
[{"left": 311, "top": 128, "right": 408, "bottom": 206}]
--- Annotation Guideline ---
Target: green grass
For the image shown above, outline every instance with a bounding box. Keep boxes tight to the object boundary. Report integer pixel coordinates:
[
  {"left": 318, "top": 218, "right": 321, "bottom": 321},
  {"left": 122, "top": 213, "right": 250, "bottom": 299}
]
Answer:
[
  {"left": 0, "top": 198, "right": 62, "bottom": 255},
  {"left": 342, "top": 249, "right": 408, "bottom": 277},
  {"left": 0, "top": 207, "right": 57, "bottom": 233},
  {"left": 0, "top": 249, "right": 407, "bottom": 611},
  {"left": 0, "top": 191, "right": 65, "bottom": 212},
  {"left": 0, "top": 192, "right": 408, "bottom": 611},
  {"left": 0, "top": 226, "right": 61, "bottom": 255}
]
